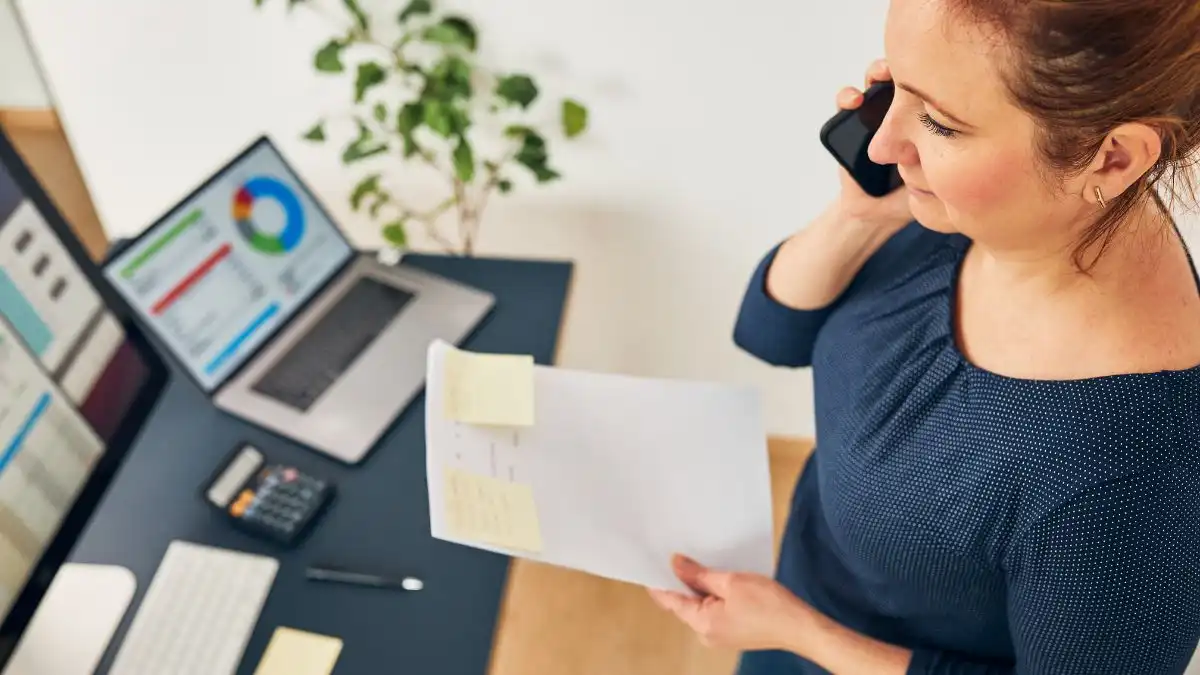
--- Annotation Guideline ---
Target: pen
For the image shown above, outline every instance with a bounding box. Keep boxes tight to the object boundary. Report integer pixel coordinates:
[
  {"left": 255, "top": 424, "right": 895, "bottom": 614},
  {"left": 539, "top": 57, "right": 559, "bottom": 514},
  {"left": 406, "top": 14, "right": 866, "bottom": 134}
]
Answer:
[{"left": 305, "top": 565, "right": 425, "bottom": 591}]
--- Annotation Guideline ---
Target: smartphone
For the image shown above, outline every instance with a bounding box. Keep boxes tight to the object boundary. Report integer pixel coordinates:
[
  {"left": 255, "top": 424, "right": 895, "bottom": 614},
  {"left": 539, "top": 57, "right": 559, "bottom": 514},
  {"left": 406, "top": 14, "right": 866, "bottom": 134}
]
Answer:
[{"left": 819, "top": 81, "right": 903, "bottom": 197}]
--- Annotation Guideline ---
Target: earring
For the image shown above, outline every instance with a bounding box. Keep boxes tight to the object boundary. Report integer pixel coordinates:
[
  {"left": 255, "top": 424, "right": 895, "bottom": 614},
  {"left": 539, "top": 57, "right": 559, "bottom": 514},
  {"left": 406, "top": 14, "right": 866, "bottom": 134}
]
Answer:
[{"left": 1094, "top": 186, "right": 1108, "bottom": 208}]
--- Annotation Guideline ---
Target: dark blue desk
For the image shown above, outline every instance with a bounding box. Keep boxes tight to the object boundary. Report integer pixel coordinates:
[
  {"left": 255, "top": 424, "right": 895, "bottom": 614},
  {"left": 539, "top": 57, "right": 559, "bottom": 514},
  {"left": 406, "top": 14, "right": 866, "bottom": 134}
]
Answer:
[{"left": 69, "top": 253, "right": 573, "bottom": 674}]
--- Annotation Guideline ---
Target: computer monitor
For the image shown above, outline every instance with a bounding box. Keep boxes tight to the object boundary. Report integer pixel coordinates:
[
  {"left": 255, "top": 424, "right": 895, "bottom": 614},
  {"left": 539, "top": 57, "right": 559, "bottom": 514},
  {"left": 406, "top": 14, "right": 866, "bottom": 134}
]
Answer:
[{"left": 0, "top": 127, "right": 169, "bottom": 664}]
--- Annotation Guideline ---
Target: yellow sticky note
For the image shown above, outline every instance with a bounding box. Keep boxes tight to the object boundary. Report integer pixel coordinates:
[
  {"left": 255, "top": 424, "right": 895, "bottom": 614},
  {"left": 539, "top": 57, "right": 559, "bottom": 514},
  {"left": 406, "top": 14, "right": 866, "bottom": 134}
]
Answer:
[
  {"left": 253, "top": 627, "right": 343, "bottom": 675},
  {"left": 443, "top": 348, "right": 535, "bottom": 426},
  {"left": 443, "top": 467, "right": 544, "bottom": 552}
]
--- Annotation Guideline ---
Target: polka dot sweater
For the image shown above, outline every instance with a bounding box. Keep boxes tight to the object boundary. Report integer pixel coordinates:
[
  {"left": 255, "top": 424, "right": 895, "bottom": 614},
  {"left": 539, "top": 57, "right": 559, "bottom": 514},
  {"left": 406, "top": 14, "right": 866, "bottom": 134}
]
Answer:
[{"left": 732, "top": 223, "right": 1200, "bottom": 675}]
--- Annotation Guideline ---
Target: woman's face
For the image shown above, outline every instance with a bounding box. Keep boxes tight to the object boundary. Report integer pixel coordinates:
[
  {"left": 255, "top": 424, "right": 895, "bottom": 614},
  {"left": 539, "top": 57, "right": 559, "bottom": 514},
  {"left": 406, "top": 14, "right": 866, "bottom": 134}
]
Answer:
[{"left": 869, "top": 0, "right": 1090, "bottom": 251}]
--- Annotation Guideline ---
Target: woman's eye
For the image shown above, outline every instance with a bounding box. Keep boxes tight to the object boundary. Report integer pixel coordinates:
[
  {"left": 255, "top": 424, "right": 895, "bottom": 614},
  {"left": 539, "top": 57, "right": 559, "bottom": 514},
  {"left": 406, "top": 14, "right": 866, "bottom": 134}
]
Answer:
[{"left": 918, "top": 112, "right": 958, "bottom": 138}]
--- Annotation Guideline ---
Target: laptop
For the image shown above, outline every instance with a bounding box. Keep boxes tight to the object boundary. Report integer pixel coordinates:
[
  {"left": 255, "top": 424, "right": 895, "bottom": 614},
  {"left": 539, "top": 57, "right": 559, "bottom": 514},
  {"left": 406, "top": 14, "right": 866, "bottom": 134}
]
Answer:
[{"left": 103, "top": 136, "right": 495, "bottom": 463}]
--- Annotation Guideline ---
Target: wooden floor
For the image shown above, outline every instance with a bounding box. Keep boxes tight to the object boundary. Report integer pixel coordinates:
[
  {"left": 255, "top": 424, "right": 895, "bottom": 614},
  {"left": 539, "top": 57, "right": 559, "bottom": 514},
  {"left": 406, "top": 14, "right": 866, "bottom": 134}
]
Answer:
[{"left": 489, "top": 437, "right": 815, "bottom": 675}]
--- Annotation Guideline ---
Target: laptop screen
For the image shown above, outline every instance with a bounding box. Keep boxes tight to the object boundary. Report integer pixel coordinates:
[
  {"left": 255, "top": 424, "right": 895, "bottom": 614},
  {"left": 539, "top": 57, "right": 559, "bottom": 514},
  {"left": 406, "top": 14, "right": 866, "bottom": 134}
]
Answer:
[{"left": 104, "top": 139, "right": 354, "bottom": 391}]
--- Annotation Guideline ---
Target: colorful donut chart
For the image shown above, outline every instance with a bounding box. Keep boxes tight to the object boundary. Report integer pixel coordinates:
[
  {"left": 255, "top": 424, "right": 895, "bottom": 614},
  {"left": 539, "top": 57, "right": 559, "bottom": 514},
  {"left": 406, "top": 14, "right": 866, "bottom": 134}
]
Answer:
[{"left": 232, "top": 177, "right": 305, "bottom": 255}]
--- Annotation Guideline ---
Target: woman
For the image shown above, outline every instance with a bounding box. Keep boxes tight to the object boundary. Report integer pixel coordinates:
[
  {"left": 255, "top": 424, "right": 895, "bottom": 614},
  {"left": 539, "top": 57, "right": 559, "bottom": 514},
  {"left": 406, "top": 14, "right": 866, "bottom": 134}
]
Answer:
[{"left": 648, "top": 1, "right": 1200, "bottom": 673}]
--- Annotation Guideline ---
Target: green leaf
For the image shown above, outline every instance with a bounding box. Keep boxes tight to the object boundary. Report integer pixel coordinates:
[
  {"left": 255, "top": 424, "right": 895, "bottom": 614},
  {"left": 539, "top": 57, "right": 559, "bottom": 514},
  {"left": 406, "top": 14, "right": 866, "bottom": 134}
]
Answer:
[
  {"left": 341, "top": 0, "right": 370, "bottom": 32},
  {"left": 532, "top": 166, "right": 560, "bottom": 182},
  {"left": 397, "top": 102, "right": 423, "bottom": 134},
  {"left": 354, "top": 62, "right": 387, "bottom": 102},
  {"left": 448, "top": 106, "right": 470, "bottom": 135},
  {"left": 368, "top": 193, "right": 389, "bottom": 218},
  {"left": 373, "top": 102, "right": 387, "bottom": 122},
  {"left": 421, "top": 101, "right": 467, "bottom": 138},
  {"left": 287, "top": 0, "right": 306, "bottom": 8},
  {"left": 498, "top": 179, "right": 513, "bottom": 193},
  {"left": 301, "top": 121, "right": 325, "bottom": 142},
  {"left": 396, "top": 102, "right": 424, "bottom": 157},
  {"left": 343, "top": 125, "right": 389, "bottom": 164},
  {"left": 397, "top": 0, "right": 432, "bottom": 23},
  {"left": 382, "top": 220, "right": 408, "bottom": 247},
  {"left": 401, "top": 135, "right": 421, "bottom": 158},
  {"left": 422, "top": 16, "right": 477, "bottom": 51},
  {"left": 562, "top": 99, "right": 588, "bottom": 138},
  {"left": 314, "top": 39, "right": 346, "bottom": 73},
  {"left": 513, "top": 129, "right": 558, "bottom": 182},
  {"left": 504, "top": 124, "right": 537, "bottom": 140},
  {"left": 424, "top": 55, "right": 472, "bottom": 101},
  {"left": 423, "top": 100, "right": 453, "bottom": 137},
  {"left": 344, "top": 143, "right": 388, "bottom": 163},
  {"left": 452, "top": 139, "right": 475, "bottom": 183},
  {"left": 514, "top": 128, "right": 547, "bottom": 155},
  {"left": 432, "top": 17, "right": 477, "bottom": 51},
  {"left": 254, "top": 0, "right": 266, "bottom": 7},
  {"left": 350, "top": 174, "right": 381, "bottom": 211},
  {"left": 496, "top": 75, "right": 538, "bottom": 109}
]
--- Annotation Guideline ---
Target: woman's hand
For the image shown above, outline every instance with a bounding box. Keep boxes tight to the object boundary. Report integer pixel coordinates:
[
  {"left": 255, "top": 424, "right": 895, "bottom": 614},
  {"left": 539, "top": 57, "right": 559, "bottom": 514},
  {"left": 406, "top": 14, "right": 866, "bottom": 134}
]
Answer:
[
  {"left": 647, "top": 554, "right": 817, "bottom": 653},
  {"left": 833, "top": 59, "right": 913, "bottom": 233}
]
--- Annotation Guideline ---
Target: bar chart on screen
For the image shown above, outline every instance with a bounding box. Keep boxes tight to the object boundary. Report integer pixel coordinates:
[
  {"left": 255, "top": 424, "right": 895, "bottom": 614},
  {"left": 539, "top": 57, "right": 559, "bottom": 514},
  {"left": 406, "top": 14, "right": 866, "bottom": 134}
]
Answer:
[
  {"left": 115, "top": 208, "right": 220, "bottom": 296},
  {"left": 115, "top": 207, "right": 280, "bottom": 378}
]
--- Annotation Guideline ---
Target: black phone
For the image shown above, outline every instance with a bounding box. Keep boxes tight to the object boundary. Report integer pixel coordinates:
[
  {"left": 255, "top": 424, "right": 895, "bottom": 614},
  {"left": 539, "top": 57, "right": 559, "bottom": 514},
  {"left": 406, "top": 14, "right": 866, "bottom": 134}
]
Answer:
[{"left": 819, "top": 81, "right": 903, "bottom": 197}]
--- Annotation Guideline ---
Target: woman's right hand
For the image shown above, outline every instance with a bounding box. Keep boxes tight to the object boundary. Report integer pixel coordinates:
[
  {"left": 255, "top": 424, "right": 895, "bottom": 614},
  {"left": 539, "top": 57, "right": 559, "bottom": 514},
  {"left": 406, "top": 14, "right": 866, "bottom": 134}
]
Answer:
[{"left": 832, "top": 59, "right": 913, "bottom": 232}]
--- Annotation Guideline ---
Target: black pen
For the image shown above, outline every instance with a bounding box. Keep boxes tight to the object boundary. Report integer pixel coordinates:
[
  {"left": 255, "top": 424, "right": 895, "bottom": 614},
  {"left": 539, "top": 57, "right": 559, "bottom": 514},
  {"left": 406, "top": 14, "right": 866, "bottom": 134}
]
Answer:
[{"left": 305, "top": 565, "right": 424, "bottom": 591}]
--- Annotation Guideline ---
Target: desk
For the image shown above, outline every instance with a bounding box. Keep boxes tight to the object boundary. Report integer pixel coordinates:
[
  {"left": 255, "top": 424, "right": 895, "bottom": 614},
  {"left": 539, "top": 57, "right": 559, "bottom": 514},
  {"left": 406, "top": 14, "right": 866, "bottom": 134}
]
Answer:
[{"left": 69, "top": 253, "right": 573, "bottom": 674}]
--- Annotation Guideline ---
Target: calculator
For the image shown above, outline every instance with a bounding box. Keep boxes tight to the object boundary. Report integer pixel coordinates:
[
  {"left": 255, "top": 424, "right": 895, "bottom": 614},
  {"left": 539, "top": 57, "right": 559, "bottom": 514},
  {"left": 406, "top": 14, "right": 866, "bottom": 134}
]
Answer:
[{"left": 203, "top": 443, "right": 336, "bottom": 546}]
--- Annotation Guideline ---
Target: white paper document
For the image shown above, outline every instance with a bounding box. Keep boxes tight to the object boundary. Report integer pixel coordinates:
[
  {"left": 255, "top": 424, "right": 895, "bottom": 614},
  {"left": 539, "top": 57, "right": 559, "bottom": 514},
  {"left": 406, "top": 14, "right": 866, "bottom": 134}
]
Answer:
[{"left": 425, "top": 339, "right": 775, "bottom": 592}]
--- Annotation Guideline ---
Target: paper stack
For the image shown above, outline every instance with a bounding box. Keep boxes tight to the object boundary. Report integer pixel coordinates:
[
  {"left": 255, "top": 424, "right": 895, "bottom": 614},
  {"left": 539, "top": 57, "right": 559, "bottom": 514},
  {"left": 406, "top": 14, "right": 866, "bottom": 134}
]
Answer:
[{"left": 424, "top": 339, "right": 774, "bottom": 592}]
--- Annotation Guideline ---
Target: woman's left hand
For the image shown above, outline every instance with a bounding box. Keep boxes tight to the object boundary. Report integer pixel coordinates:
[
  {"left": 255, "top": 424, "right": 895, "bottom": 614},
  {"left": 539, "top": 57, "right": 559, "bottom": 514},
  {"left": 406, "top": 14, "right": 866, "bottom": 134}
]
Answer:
[{"left": 647, "top": 554, "right": 818, "bottom": 653}]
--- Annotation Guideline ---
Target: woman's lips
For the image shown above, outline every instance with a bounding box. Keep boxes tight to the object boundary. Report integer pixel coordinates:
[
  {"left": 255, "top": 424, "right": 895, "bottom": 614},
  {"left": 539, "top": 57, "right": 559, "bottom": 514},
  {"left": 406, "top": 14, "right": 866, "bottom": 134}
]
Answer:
[{"left": 900, "top": 173, "right": 935, "bottom": 198}]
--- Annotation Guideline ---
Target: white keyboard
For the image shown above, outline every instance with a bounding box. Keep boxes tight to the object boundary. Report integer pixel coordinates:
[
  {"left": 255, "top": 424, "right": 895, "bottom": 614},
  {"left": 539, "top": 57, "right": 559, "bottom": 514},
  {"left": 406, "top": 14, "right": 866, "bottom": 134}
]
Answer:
[{"left": 108, "top": 540, "right": 279, "bottom": 675}]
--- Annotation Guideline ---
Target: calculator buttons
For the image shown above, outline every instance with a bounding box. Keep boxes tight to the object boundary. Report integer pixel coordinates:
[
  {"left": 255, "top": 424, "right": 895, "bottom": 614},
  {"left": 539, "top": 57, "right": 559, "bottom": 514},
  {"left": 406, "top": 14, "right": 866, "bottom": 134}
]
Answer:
[{"left": 212, "top": 454, "right": 333, "bottom": 546}]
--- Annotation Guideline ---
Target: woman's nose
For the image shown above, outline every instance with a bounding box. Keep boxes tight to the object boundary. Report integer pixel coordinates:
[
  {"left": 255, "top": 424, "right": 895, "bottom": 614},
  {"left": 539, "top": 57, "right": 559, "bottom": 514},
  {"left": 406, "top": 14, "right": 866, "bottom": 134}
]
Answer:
[{"left": 868, "top": 109, "right": 916, "bottom": 167}]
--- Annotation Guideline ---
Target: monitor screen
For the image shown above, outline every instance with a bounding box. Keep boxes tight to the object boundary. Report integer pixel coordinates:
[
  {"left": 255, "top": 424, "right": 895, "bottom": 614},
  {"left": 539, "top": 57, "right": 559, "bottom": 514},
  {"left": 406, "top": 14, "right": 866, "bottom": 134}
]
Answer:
[
  {"left": 104, "top": 139, "right": 355, "bottom": 391},
  {"left": 0, "top": 128, "right": 167, "bottom": 644},
  {"left": 0, "top": 315, "right": 102, "bottom": 619},
  {"left": 0, "top": 168, "right": 151, "bottom": 444}
]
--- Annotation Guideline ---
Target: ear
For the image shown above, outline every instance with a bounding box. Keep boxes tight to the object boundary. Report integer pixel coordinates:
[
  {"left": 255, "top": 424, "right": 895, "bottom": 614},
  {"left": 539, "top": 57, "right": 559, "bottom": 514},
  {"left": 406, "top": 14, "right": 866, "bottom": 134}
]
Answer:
[{"left": 1083, "top": 122, "right": 1162, "bottom": 205}]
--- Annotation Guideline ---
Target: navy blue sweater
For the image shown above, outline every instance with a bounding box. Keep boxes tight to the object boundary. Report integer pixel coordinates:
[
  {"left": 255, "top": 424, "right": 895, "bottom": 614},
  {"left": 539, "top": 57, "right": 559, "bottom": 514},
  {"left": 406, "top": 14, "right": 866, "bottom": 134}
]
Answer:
[{"left": 732, "top": 223, "right": 1200, "bottom": 674}]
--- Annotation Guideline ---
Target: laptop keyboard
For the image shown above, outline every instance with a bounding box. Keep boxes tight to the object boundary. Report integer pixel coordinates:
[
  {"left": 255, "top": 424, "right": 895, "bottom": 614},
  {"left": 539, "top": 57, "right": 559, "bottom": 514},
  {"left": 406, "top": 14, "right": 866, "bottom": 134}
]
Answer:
[{"left": 251, "top": 277, "right": 414, "bottom": 411}]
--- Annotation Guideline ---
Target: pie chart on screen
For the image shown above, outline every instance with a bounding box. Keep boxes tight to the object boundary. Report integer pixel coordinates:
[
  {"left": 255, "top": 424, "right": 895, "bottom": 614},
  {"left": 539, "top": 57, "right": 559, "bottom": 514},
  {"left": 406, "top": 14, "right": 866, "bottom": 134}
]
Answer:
[{"left": 232, "top": 176, "right": 306, "bottom": 255}]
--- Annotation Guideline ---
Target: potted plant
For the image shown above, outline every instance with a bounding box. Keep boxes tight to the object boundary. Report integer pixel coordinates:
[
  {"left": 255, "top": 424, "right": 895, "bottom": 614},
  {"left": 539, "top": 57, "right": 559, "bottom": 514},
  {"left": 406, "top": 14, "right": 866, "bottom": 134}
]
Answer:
[{"left": 253, "top": 0, "right": 590, "bottom": 256}]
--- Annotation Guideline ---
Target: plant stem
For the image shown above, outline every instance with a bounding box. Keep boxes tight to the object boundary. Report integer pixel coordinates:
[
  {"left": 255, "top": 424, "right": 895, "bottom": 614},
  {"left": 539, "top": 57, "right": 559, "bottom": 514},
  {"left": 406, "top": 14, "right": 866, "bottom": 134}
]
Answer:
[
  {"left": 420, "top": 218, "right": 457, "bottom": 253},
  {"left": 452, "top": 178, "right": 471, "bottom": 255},
  {"left": 383, "top": 193, "right": 458, "bottom": 254}
]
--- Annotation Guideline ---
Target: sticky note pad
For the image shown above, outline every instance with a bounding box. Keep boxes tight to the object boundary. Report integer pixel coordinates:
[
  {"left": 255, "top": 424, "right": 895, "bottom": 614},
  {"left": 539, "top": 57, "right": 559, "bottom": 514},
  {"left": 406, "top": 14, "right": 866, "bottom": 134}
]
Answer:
[
  {"left": 253, "top": 627, "right": 343, "bottom": 675},
  {"left": 443, "top": 467, "right": 544, "bottom": 552},
  {"left": 443, "top": 348, "right": 535, "bottom": 426}
]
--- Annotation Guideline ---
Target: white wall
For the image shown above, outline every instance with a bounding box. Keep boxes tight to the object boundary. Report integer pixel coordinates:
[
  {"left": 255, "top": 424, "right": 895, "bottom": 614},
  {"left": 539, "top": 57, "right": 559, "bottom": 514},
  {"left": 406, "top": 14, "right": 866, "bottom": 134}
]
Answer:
[
  {"left": 9, "top": 0, "right": 1200, "bottom": 440},
  {"left": 0, "top": 0, "right": 49, "bottom": 107}
]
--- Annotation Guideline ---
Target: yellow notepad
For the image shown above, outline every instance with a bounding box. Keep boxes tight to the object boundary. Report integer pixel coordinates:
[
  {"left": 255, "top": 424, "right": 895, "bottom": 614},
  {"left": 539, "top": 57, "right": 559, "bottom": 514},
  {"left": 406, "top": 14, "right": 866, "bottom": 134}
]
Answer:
[
  {"left": 443, "top": 348, "right": 535, "bottom": 426},
  {"left": 253, "top": 627, "right": 343, "bottom": 675},
  {"left": 443, "top": 467, "right": 544, "bottom": 552}
]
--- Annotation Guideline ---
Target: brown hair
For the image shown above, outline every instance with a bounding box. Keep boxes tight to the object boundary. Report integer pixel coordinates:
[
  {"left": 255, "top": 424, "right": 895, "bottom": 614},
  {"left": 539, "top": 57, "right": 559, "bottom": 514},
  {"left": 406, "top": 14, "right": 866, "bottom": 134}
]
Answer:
[{"left": 948, "top": 0, "right": 1200, "bottom": 270}]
